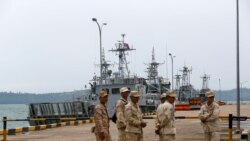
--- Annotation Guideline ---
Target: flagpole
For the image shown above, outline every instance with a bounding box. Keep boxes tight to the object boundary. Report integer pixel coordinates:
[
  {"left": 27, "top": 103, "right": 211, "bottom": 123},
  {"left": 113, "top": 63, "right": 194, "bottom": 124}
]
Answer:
[{"left": 236, "top": 0, "right": 241, "bottom": 130}]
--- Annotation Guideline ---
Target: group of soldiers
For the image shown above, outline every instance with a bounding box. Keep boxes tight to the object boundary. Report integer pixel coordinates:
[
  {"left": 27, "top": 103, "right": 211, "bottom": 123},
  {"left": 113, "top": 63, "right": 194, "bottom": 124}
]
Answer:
[{"left": 92, "top": 87, "right": 220, "bottom": 141}]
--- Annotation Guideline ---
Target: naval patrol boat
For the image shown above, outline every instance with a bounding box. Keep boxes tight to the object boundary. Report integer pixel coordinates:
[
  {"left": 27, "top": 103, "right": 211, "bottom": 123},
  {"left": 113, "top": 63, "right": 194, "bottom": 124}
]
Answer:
[
  {"left": 174, "top": 66, "right": 200, "bottom": 110},
  {"left": 140, "top": 47, "right": 170, "bottom": 112},
  {"left": 88, "top": 35, "right": 170, "bottom": 116},
  {"left": 28, "top": 34, "right": 170, "bottom": 125},
  {"left": 88, "top": 34, "right": 147, "bottom": 117}
]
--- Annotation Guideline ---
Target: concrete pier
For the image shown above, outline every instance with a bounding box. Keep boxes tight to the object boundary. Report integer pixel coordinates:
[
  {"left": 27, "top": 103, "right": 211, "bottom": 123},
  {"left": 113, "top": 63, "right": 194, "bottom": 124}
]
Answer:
[{"left": 4, "top": 105, "right": 250, "bottom": 141}]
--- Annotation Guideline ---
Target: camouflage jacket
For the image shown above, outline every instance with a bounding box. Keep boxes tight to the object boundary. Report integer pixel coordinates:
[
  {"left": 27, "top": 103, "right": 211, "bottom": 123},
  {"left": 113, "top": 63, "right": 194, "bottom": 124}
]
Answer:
[
  {"left": 198, "top": 102, "right": 220, "bottom": 132},
  {"left": 125, "top": 101, "right": 143, "bottom": 134},
  {"left": 94, "top": 103, "right": 110, "bottom": 133},
  {"left": 156, "top": 101, "right": 176, "bottom": 135},
  {"left": 115, "top": 98, "right": 128, "bottom": 129}
]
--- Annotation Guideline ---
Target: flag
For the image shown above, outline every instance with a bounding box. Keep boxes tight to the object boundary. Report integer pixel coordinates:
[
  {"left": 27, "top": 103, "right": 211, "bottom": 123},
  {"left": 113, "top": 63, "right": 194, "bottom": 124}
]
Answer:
[{"left": 124, "top": 43, "right": 130, "bottom": 49}]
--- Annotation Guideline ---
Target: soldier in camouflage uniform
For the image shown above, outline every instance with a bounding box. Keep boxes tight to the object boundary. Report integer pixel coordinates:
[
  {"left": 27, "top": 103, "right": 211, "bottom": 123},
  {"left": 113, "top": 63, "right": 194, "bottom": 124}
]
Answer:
[
  {"left": 94, "top": 90, "right": 112, "bottom": 141},
  {"left": 199, "top": 91, "right": 220, "bottom": 141},
  {"left": 125, "top": 90, "right": 147, "bottom": 141},
  {"left": 155, "top": 91, "right": 176, "bottom": 141},
  {"left": 115, "top": 87, "right": 130, "bottom": 141},
  {"left": 155, "top": 93, "right": 167, "bottom": 135}
]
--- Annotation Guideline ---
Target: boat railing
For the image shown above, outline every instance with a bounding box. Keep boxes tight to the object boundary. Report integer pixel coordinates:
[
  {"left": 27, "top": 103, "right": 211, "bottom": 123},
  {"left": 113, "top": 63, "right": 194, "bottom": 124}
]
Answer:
[
  {"left": 94, "top": 77, "right": 144, "bottom": 86},
  {"left": 29, "top": 102, "right": 89, "bottom": 118}
]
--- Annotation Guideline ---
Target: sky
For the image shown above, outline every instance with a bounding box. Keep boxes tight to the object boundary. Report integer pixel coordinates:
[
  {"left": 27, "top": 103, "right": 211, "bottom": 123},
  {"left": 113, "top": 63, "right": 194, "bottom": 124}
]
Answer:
[{"left": 0, "top": 0, "right": 249, "bottom": 93}]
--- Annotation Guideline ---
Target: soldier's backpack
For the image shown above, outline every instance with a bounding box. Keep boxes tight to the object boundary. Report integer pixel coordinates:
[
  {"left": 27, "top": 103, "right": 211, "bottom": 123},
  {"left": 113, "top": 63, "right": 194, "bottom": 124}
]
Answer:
[{"left": 111, "top": 112, "right": 117, "bottom": 123}]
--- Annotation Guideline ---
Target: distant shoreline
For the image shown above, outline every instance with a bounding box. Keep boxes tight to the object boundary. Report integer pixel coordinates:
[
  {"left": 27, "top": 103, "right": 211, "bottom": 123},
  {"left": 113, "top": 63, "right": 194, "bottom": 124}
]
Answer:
[
  {"left": 225, "top": 101, "right": 250, "bottom": 105},
  {"left": 1, "top": 101, "right": 250, "bottom": 105}
]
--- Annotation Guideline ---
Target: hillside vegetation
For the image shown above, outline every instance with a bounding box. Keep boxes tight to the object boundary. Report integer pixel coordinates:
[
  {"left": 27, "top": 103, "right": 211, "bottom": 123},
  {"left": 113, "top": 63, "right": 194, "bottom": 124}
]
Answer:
[{"left": 0, "top": 88, "right": 249, "bottom": 104}]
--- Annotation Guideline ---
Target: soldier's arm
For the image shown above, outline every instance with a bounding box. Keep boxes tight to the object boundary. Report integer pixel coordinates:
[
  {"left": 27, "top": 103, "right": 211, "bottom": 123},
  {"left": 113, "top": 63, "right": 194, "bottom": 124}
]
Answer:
[
  {"left": 160, "top": 106, "right": 172, "bottom": 126},
  {"left": 94, "top": 108, "right": 104, "bottom": 133},
  {"left": 116, "top": 104, "right": 126, "bottom": 127},
  {"left": 125, "top": 107, "right": 141, "bottom": 126},
  {"left": 206, "top": 105, "right": 220, "bottom": 122},
  {"left": 155, "top": 106, "right": 160, "bottom": 128},
  {"left": 155, "top": 116, "right": 160, "bottom": 128},
  {"left": 198, "top": 106, "right": 207, "bottom": 120}
]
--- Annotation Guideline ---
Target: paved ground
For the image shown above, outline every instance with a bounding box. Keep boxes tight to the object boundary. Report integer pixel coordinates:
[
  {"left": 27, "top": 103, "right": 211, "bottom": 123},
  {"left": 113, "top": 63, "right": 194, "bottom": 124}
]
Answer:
[
  {"left": 3, "top": 105, "right": 250, "bottom": 141},
  {"left": 2, "top": 120, "right": 203, "bottom": 141}
]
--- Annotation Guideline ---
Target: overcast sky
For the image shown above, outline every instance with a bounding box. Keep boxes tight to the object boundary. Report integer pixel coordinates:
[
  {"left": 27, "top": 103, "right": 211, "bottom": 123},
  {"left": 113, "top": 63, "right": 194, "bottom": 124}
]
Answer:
[{"left": 0, "top": 0, "right": 249, "bottom": 93}]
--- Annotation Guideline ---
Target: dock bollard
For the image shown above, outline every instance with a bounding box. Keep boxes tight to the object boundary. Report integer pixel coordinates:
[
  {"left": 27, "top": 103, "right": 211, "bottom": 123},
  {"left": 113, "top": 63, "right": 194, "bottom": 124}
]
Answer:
[
  {"left": 229, "top": 114, "right": 233, "bottom": 141},
  {"left": 2, "top": 117, "right": 7, "bottom": 141}
]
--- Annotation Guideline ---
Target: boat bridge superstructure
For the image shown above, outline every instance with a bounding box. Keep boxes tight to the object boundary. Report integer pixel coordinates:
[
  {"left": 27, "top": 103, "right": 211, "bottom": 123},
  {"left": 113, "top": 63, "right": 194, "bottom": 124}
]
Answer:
[
  {"left": 177, "top": 66, "right": 199, "bottom": 102},
  {"left": 199, "top": 74, "right": 211, "bottom": 103}
]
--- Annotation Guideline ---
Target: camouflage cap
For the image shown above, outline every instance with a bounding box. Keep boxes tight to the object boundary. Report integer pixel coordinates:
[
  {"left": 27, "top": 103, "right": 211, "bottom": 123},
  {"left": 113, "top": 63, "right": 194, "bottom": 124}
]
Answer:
[
  {"left": 130, "top": 90, "right": 140, "bottom": 97},
  {"left": 120, "top": 87, "right": 130, "bottom": 93},
  {"left": 166, "top": 91, "right": 176, "bottom": 98},
  {"left": 161, "top": 93, "right": 167, "bottom": 98},
  {"left": 99, "top": 90, "right": 108, "bottom": 97},
  {"left": 205, "top": 91, "right": 215, "bottom": 97}
]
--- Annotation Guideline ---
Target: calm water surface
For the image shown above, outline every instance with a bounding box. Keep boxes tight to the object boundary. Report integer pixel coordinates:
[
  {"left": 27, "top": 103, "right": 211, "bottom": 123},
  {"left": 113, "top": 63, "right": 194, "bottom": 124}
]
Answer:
[{"left": 0, "top": 104, "right": 29, "bottom": 129}]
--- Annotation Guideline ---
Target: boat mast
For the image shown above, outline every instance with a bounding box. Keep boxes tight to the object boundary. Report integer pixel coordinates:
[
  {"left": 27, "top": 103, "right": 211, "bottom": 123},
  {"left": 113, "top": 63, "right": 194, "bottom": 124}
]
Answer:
[
  {"left": 144, "top": 47, "right": 165, "bottom": 94},
  {"left": 178, "top": 66, "right": 193, "bottom": 101},
  {"left": 101, "top": 47, "right": 111, "bottom": 84},
  {"left": 145, "top": 47, "right": 164, "bottom": 84},
  {"left": 121, "top": 34, "right": 130, "bottom": 77},
  {"left": 201, "top": 74, "right": 210, "bottom": 89},
  {"left": 109, "top": 34, "right": 135, "bottom": 78},
  {"left": 175, "top": 74, "right": 181, "bottom": 90},
  {"left": 180, "top": 66, "right": 192, "bottom": 86}
]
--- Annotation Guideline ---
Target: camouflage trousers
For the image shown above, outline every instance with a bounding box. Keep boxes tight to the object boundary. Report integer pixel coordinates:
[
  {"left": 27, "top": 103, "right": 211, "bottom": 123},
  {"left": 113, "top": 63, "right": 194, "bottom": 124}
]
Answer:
[
  {"left": 117, "top": 128, "right": 127, "bottom": 141},
  {"left": 126, "top": 132, "right": 143, "bottom": 141},
  {"left": 159, "top": 134, "right": 175, "bottom": 141},
  {"left": 204, "top": 132, "right": 220, "bottom": 141},
  {"left": 95, "top": 130, "right": 112, "bottom": 141}
]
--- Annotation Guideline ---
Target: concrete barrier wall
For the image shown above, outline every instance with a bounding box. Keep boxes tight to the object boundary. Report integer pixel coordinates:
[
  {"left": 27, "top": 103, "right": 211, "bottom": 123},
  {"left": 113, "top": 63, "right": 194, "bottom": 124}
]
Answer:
[
  {"left": 2, "top": 115, "right": 244, "bottom": 136},
  {"left": 0, "top": 119, "right": 94, "bottom": 135}
]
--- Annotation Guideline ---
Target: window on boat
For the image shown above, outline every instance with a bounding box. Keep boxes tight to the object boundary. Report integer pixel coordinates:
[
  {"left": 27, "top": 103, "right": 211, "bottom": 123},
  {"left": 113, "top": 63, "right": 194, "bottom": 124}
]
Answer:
[
  {"left": 130, "top": 79, "right": 135, "bottom": 84},
  {"left": 145, "top": 95, "right": 160, "bottom": 100},
  {"left": 112, "top": 88, "right": 120, "bottom": 94}
]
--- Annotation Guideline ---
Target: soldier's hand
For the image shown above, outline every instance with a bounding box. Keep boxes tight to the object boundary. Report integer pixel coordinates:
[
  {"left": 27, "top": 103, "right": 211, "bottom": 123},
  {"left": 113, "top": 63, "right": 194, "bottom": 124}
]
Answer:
[
  {"left": 208, "top": 113, "right": 213, "bottom": 118},
  {"left": 141, "top": 122, "right": 147, "bottom": 128},
  {"left": 201, "top": 116, "right": 208, "bottom": 123},
  {"left": 99, "top": 132, "right": 105, "bottom": 140},
  {"left": 155, "top": 128, "right": 160, "bottom": 135},
  {"left": 121, "top": 125, "right": 126, "bottom": 130},
  {"left": 201, "top": 118, "right": 206, "bottom": 123}
]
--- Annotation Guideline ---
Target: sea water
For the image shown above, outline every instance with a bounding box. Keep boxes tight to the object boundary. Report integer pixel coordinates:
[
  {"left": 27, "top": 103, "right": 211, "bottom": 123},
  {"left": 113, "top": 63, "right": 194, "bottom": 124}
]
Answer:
[{"left": 0, "top": 104, "right": 29, "bottom": 129}]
